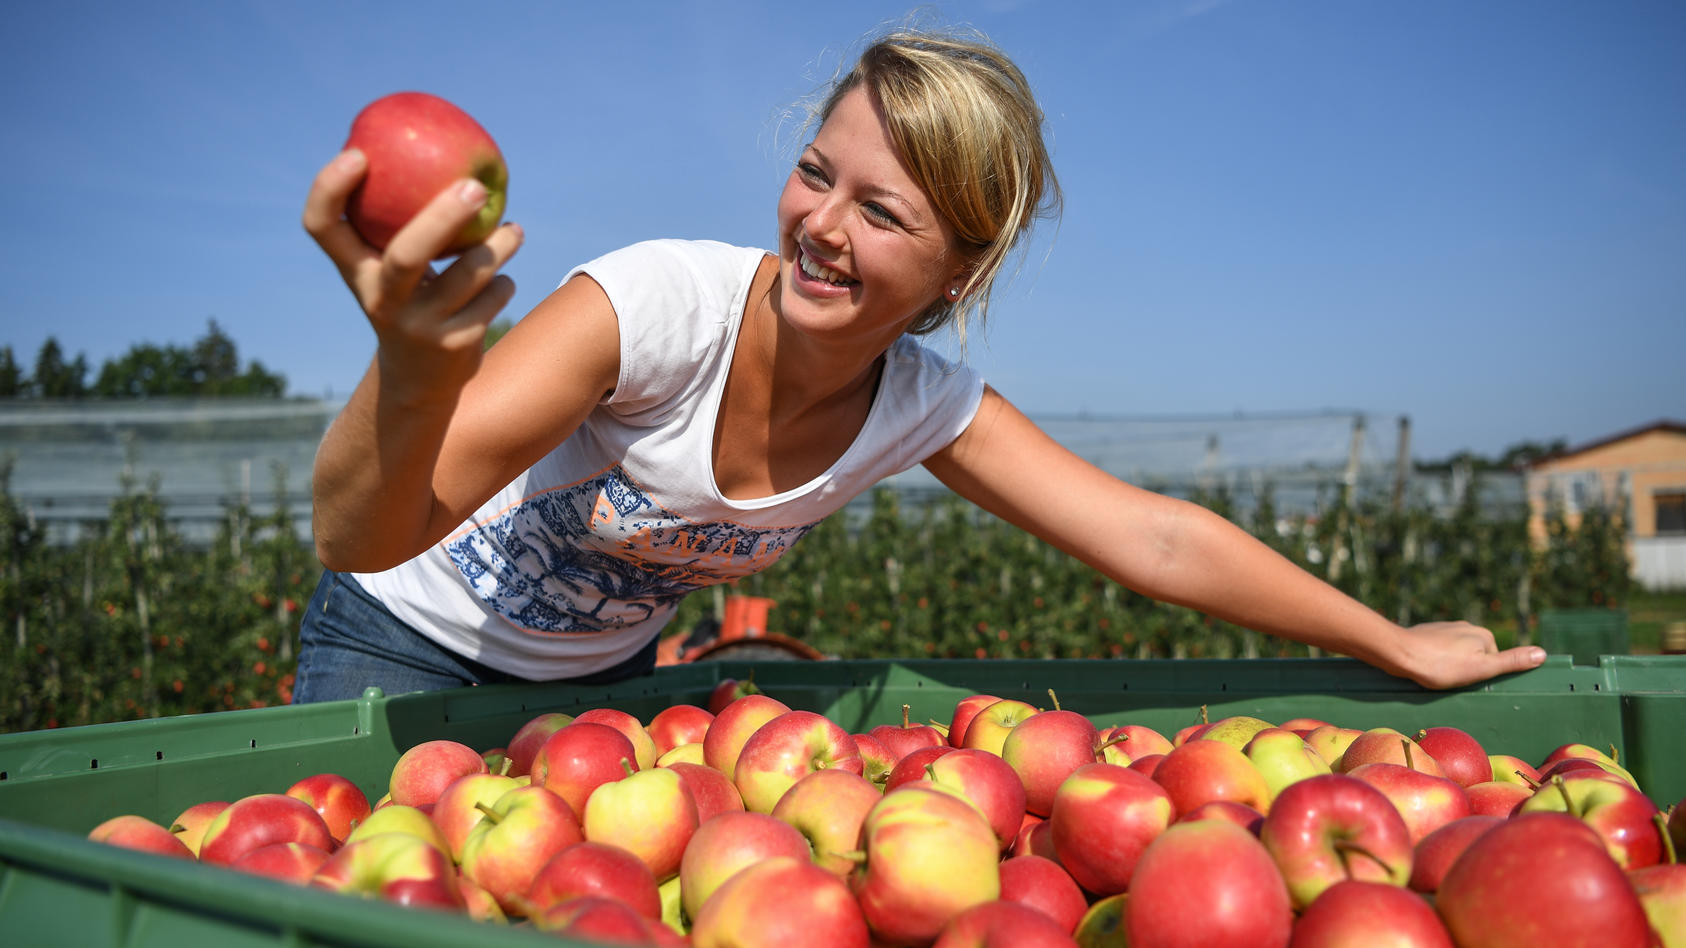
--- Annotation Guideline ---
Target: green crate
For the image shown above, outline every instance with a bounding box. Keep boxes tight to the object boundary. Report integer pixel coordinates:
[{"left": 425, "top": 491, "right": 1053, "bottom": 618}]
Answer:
[
  {"left": 1537, "top": 607, "right": 1630, "bottom": 666},
  {"left": 2, "top": 656, "right": 1681, "bottom": 947}
]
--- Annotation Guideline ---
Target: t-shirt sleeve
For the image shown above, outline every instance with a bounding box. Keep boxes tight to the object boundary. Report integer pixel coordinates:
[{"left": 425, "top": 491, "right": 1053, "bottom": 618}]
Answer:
[
  {"left": 868, "top": 336, "right": 987, "bottom": 476},
  {"left": 560, "top": 239, "right": 746, "bottom": 414}
]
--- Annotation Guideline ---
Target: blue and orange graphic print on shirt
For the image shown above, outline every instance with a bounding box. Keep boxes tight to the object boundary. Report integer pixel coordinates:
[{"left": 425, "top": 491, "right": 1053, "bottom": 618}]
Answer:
[{"left": 445, "top": 466, "right": 810, "bottom": 635}]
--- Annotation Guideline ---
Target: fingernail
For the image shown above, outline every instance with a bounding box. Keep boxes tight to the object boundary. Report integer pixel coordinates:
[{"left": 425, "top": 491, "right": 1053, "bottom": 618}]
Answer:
[
  {"left": 335, "top": 148, "right": 365, "bottom": 171},
  {"left": 457, "top": 179, "right": 487, "bottom": 206},
  {"left": 1529, "top": 648, "right": 1546, "bottom": 664}
]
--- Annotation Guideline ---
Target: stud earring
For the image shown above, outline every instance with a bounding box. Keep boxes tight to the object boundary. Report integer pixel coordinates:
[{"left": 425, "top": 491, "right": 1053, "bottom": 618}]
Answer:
[{"left": 948, "top": 286, "right": 961, "bottom": 298}]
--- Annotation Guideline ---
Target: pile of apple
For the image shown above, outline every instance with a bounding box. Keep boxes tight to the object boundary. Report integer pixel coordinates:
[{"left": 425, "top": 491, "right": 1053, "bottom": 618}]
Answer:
[{"left": 88, "top": 678, "right": 1685, "bottom": 948}]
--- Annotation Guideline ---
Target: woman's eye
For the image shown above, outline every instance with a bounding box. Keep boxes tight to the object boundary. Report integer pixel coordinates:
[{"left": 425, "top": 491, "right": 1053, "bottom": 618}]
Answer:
[
  {"left": 798, "top": 162, "right": 826, "bottom": 183},
  {"left": 864, "top": 203, "right": 901, "bottom": 226}
]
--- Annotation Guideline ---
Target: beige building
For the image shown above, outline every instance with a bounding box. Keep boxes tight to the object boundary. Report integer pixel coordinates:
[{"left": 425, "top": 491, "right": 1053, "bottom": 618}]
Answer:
[{"left": 1525, "top": 419, "right": 1686, "bottom": 589}]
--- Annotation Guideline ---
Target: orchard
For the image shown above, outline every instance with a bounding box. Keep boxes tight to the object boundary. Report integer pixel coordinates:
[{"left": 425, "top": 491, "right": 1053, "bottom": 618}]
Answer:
[{"left": 84, "top": 686, "right": 1685, "bottom": 948}]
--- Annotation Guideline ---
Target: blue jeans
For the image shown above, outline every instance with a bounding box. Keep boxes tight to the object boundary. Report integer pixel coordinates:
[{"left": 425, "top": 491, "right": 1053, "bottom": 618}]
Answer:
[{"left": 292, "top": 570, "right": 659, "bottom": 703}]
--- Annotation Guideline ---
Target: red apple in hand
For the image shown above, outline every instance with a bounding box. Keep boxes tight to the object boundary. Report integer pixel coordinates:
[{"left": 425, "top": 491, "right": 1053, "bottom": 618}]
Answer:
[{"left": 342, "top": 91, "right": 507, "bottom": 256}]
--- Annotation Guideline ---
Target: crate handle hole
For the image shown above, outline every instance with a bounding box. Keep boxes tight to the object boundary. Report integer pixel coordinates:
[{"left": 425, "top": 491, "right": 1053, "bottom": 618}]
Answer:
[
  {"left": 249, "top": 739, "right": 257, "bottom": 748},
  {"left": 156, "top": 751, "right": 163, "bottom": 761},
  {"left": 90, "top": 759, "right": 98, "bottom": 769}
]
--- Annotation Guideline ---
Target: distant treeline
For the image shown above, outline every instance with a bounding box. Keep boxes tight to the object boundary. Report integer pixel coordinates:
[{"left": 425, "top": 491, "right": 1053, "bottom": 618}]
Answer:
[{"left": 1, "top": 321, "right": 285, "bottom": 399}]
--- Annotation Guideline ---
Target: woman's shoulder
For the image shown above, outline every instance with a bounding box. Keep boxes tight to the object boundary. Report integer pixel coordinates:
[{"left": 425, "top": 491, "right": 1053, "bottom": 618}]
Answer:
[{"left": 572, "top": 238, "right": 766, "bottom": 284}]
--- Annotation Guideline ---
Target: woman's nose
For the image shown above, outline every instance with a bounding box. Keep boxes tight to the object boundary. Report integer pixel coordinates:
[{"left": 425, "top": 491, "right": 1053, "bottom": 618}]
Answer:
[{"left": 804, "top": 194, "right": 847, "bottom": 247}]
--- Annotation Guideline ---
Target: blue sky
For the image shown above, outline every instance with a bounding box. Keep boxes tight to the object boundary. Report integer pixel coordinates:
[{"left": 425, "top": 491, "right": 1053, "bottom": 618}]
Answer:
[{"left": 3, "top": 0, "right": 1681, "bottom": 461}]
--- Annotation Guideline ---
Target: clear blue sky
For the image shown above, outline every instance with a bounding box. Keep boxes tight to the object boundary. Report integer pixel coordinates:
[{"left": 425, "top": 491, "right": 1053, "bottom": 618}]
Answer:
[{"left": 3, "top": 0, "right": 1681, "bottom": 461}]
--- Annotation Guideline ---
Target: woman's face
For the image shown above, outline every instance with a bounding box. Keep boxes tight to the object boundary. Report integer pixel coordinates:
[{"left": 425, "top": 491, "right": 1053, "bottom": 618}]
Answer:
[{"left": 774, "top": 85, "right": 965, "bottom": 352}]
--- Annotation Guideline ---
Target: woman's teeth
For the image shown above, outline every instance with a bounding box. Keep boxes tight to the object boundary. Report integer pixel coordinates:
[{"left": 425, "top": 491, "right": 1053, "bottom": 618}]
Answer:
[{"left": 800, "top": 251, "right": 856, "bottom": 286}]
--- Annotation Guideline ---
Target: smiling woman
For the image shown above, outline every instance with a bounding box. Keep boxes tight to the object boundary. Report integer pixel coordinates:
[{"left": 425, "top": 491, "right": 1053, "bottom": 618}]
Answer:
[{"left": 294, "top": 21, "right": 1546, "bottom": 704}]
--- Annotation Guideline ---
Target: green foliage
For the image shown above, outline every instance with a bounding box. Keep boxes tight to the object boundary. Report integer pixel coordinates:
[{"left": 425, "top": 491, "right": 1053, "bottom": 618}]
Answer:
[
  {"left": 0, "top": 466, "right": 1636, "bottom": 733},
  {"left": 0, "top": 461, "right": 316, "bottom": 732},
  {"left": 1531, "top": 490, "right": 1634, "bottom": 611},
  {"left": 8, "top": 320, "right": 286, "bottom": 400}
]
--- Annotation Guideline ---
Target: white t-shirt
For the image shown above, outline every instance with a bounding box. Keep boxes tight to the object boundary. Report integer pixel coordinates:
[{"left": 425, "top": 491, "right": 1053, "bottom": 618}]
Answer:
[{"left": 354, "top": 239, "right": 985, "bottom": 679}]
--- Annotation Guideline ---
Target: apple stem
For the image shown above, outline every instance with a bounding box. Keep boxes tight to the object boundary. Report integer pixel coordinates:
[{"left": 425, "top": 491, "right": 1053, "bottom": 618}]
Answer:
[
  {"left": 1200, "top": 705, "right": 1209, "bottom": 725},
  {"left": 833, "top": 849, "right": 868, "bottom": 865},
  {"left": 620, "top": 758, "right": 636, "bottom": 778},
  {"left": 1097, "top": 733, "right": 1131, "bottom": 754},
  {"left": 1401, "top": 739, "right": 1416, "bottom": 771},
  {"left": 1048, "top": 689, "right": 1062, "bottom": 712},
  {"left": 1608, "top": 743, "right": 1620, "bottom": 766},
  {"left": 473, "top": 801, "right": 503, "bottom": 824},
  {"left": 1333, "top": 839, "right": 1393, "bottom": 878},
  {"left": 1516, "top": 769, "right": 1540, "bottom": 791},
  {"left": 1656, "top": 812, "right": 1677, "bottom": 865},
  {"left": 902, "top": 704, "right": 912, "bottom": 729},
  {"left": 1551, "top": 775, "right": 1579, "bottom": 816}
]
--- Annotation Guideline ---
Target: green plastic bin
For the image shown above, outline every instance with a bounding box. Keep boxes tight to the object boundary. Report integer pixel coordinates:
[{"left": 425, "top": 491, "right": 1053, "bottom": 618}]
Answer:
[
  {"left": 1537, "top": 607, "right": 1630, "bottom": 666},
  {"left": 2, "top": 655, "right": 1681, "bottom": 947}
]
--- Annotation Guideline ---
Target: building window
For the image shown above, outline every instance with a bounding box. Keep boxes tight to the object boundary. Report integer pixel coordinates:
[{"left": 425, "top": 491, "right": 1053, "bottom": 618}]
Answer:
[{"left": 1658, "top": 490, "right": 1686, "bottom": 535}]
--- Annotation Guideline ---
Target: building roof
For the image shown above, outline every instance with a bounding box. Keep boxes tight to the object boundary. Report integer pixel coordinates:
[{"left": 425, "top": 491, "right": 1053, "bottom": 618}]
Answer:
[{"left": 1527, "top": 419, "right": 1686, "bottom": 469}]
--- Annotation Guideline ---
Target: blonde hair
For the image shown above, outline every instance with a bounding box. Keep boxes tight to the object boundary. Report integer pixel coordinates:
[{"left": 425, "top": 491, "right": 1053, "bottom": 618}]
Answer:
[{"left": 815, "top": 26, "right": 1061, "bottom": 342}]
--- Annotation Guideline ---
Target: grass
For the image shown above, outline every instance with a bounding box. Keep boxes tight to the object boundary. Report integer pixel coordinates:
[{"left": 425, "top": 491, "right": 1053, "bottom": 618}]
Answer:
[{"left": 1628, "top": 588, "right": 1686, "bottom": 654}]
